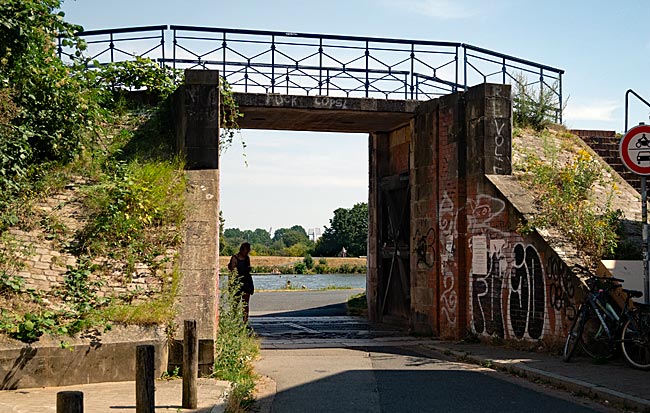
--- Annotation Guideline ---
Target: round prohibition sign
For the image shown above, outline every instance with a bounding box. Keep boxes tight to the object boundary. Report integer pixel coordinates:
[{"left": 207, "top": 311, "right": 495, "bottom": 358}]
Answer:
[{"left": 620, "top": 124, "right": 650, "bottom": 175}]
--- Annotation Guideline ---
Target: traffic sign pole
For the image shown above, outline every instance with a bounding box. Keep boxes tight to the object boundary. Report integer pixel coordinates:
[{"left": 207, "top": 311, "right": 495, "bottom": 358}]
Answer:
[
  {"left": 643, "top": 176, "right": 649, "bottom": 304},
  {"left": 620, "top": 122, "right": 650, "bottom": 304}
]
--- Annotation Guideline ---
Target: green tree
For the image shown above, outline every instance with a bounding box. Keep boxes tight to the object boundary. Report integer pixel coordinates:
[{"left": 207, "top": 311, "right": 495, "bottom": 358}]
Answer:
[
  {"left": 0, "top": 0, "right": 99, "bottom": 206},
  {"left": 303, "top": 254, "right": 314, "bottom": 270},
  {"left": 273, "top": 226, "right": 309, "bottom": 247},
  {"left": 315, "top": 203, "right": 368, "bottom": 257}
]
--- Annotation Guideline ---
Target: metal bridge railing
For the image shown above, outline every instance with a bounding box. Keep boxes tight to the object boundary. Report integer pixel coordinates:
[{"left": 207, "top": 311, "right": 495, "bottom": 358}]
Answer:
[
  {"left": 58, "top": 25, "right": 564, "bottom": 122},
  {"left": 58, "top": 25, "right": 167, "bottom": 66}
]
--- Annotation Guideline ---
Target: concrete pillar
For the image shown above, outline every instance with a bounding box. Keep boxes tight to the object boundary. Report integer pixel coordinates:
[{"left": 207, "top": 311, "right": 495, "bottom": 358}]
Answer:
[
  {"left": 174, "top": 70, "right": 220, "bottom": 169},
  {"left": 170, "top": 70, "right": 220, "bottom": 375}
]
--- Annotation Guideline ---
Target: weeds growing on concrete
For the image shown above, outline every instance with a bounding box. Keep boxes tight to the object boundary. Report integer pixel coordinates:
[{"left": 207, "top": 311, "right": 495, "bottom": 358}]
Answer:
[
  {"left": 517, "top": 136, "right": 622, "bottom": 264},
  {"left": 214, "top": 275, "right": 260, "bottom": 411},
  {"left": 347, "top": 291, "right": 368, "bottom": 316}
]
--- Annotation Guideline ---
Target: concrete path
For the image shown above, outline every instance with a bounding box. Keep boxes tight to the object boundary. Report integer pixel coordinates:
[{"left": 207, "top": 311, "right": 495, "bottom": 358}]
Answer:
[
  {"left": 0, "top": 378, "right": 229, "bottom": 413},
  {"left": 250, "top": 291, "right": 616, "bottom": 413}
]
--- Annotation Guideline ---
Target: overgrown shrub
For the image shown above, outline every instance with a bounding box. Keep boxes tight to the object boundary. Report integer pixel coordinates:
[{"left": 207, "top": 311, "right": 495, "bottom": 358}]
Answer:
[
  {"left": 512, "top": 72, "right": 564, "bottom": 131},
  {"left": 79, "top": 158, "right": 185, "bottom": 265},
  {"left": 0, "top": 0, "right": 101, "bottom": 206},
  {"left": 293, "top": 262, "right": 307, "bottom": 274},
  {"left": 91, "top": 56, "right": 183, "bottom": 101},
  {"left": 303, "top": 254, "right": 314, "bottom": 270},
  {"left": 214, "top": 276, "right": 259, "bottom": 410},
  {"left": 519, "top": 148, "right": 622, "bottom": 263}
]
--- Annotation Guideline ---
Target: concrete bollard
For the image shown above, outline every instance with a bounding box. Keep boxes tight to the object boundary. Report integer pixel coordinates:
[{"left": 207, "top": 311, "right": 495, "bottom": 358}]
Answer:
[
  {"left": 57, "top": 391, "right": 83, "bottom": 413},
  {"left": 135, "top": 345, "right": 155, "bottom": 413},
  {"left": 182, "top": 319, "right": 199, "bottom": 409}
]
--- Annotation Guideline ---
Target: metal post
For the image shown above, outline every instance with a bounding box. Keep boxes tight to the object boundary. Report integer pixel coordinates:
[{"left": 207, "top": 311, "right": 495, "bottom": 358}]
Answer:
[
  {"left": 222, "top": 32, "right": 227, "bottom": 79},
  {"left": 172, "top": 29, "right": 177, "bottom": 69},
  {"left": 365, "top": 41, "right": 369, "bottom": 98},
  {"left": 57, "top": 391, "right": 83, "bottom": 413},
  {"left": 454, "top": 46, "right": 459, "bottom": 92},
  {"left": 641, "top": 175, "right": 650, "bottom": 304},
  {"left": 160, "top": 28, "right": 165, "bottom": 67},
  {"left": 109, "top": 33, "right": 114, "bottom": 63},
  {"left": 271, "top": 35, "right": 275, "bottom": 93},
  {"left": 319, "top": 38, "right": 323, "bottom": 95},
  {"left": 558, "top": 73, "right": 563, "bottom": 124},
  {"left": 326, "top": 68, "right": 330, "bottom": 95},
  {"left": 463, "top": 47, "right": 468, "bottom": 90},
  {"left": 182, "top": 320, "right": 198, "bottom": 409},
  {"left": 136, "top": 345, "right": 155, "bottom": 413},
  {"left": 410, "top": 44, "right": 415, "bottom": 99},
  {"left": 502, "top": 57, "right": 506, "bottom": 84}
]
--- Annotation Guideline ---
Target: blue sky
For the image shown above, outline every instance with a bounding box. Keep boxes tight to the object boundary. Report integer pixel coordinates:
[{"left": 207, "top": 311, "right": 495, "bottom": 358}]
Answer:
[{"left": 62, "top": 0, "right": 650, "bottom": 231}]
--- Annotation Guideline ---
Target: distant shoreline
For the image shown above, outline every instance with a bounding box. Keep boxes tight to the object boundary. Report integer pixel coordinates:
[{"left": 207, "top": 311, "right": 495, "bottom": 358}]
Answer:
[{"left": 219, "top": 255, "right": 367, "bottom": 275}]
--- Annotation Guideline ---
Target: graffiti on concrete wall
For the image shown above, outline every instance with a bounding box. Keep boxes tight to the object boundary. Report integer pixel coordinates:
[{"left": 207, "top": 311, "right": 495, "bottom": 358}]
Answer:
[
  {"left": 471, "top": 237, "right": 507, "bottom": 337},
  {"left": 510, "top": 243, "right": 545, "bottom": 340},
  {"left": 414, "top": 227, "right": 436, "bottom": 268},
  {"left": 546, "top": 256, "right": 577, "bottom": 338},
  {"left": 439, "top": 192, "right": 458, "bottom": 326},
  {"left": 467, "top": 195, "right": 505, "bottom": 233},
  {"left": 493, "top": 119, "right": 508, "bottom": 174},
  {"left": 467, "top": 191, "right": 549, "bottom": 340}
]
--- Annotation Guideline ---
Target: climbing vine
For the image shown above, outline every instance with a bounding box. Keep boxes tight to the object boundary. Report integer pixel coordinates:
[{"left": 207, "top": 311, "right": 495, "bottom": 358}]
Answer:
[{"left": 219, "top": 79, "right": 245, "bottom": 159}]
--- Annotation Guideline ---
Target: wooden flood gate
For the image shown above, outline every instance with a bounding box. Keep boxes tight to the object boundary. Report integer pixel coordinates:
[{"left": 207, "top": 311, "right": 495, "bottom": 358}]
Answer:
[{"left": 378, "top": 173, "right": 411, "bottom": 321}]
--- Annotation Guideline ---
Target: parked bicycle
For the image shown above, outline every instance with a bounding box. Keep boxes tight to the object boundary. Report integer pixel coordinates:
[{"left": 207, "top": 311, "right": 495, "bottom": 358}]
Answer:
[{"left": 563, "top": 264, "right": 650, "bottom": 370}]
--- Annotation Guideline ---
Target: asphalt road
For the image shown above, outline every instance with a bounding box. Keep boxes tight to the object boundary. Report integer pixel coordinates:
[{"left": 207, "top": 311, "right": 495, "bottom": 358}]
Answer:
[
  {"left": 251, "top": 291, "right": 613, "bottom": 413},
  {"left": 249, "top": 289, "right": 363, "bottom": 317}
]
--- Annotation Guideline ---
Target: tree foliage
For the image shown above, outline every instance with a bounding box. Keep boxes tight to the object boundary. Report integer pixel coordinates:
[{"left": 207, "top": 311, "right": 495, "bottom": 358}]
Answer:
[
  {"left": 0, "top": 0, "right": 99, "bottom": 205},
  {"left": 315, "top": 203, "right": 368, "bottom": 257}
]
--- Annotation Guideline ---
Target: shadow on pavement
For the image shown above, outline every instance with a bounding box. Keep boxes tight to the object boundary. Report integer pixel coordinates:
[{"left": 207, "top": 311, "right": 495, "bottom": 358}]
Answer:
[{"left": 255, "top": 345, "right": 600, "bottom": 413}]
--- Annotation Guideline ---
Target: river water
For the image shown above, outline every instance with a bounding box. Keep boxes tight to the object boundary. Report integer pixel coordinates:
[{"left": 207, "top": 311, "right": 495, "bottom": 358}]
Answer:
[{"left": 220, "top": 274, "right": 366, "bottom": 290}]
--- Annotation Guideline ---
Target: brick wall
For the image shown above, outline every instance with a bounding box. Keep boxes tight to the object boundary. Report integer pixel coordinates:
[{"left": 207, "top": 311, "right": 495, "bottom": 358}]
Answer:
[
  {"left": 368, "top": 83, "right": 583, "bottom": 342},
  {"left": 1, "top": 184, "right": 170, "bottom": 300}
]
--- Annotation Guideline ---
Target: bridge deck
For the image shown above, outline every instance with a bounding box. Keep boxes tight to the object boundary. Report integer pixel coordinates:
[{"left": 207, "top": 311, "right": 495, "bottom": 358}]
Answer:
[{"left": 234, "top": 93, "right": 419, "bottom": 133}]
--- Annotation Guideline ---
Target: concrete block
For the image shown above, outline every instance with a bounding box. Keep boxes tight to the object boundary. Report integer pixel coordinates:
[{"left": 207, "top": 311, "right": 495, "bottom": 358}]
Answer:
[
  {"left": 185, "top": 146, "right": 219, "bottom": 170},
  {"left": 185, "top": 70, "right": 220, "bottom": 85}
]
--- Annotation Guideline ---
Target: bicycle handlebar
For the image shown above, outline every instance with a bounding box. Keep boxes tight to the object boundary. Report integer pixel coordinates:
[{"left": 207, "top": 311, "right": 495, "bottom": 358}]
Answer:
[{"left": 572, "top": 264, "right": 624, "bottom": 283}]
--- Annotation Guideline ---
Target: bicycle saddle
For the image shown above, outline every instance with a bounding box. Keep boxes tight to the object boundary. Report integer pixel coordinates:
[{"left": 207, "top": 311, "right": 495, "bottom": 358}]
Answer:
[{"left": 624, "top": 289, "right": 643, "bottom": 298}]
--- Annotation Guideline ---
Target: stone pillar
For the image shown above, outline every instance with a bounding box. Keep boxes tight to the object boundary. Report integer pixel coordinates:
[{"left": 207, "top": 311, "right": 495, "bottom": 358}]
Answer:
[
  {"left": 171, "top": 70, "right": 220, "bottom": 375},
  {"left": 465, "top": 83, "right": 512, "bottom": 179},
  {"left": 175, "top": 70, "right": 220, "bottom": 169}
]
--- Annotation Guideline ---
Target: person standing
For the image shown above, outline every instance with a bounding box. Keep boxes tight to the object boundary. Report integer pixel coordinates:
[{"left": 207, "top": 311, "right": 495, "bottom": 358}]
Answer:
[{"left": 227, "top": 242, "right": 255, "bottom": 323}]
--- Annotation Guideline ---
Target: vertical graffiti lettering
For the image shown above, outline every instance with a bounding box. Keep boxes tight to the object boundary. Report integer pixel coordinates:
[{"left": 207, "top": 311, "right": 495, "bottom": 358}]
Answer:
[
  {"left": 472, "top": 238, "right": 507, "bottom": 337},
  {"left": 439, "top": 192, "right": 458, "bottom": 325},
  {"left": 547, "top": 256, "right": 577, "bottom": 321},
  {"left": 493, "top": 120, "right": 507, "bottom": 174},
  {"left": 510, "top": 244, "right": 545, "bottom": 339}
]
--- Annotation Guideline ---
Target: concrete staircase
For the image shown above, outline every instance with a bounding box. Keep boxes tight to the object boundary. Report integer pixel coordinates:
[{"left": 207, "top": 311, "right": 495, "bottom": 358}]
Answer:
[{"left": 571, "top": 129, "right": 642, "bottom": 192}]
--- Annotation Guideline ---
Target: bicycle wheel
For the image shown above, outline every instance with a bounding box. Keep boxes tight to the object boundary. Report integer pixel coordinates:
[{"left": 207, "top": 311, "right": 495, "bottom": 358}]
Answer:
[
  {"left": 621, "top": 316, "right": 650, "bottom": 370},
  {"left": 563, "top": 306, "right": 586, "bottom": 362},
  {"left": 581, "top": 309, "right": 615, "bottom": 359}
]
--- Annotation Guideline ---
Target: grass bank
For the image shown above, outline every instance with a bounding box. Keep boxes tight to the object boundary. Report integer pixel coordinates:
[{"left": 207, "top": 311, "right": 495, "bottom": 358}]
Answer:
[{"left": 0, "top": 103, "right": 186, "bottom": 344}]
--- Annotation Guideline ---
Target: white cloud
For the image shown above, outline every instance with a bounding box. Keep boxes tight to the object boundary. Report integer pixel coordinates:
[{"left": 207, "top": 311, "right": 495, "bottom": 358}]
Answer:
[
  {"left": 563, "top": 100, "right": 620, "bottom": 122},
  {"left": 389, "top": 0, "right": 485, "bottom": 20}
]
